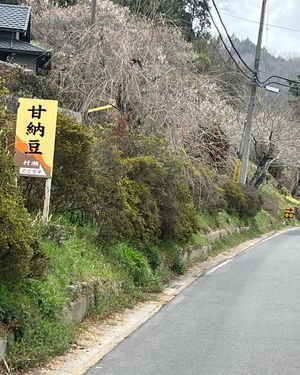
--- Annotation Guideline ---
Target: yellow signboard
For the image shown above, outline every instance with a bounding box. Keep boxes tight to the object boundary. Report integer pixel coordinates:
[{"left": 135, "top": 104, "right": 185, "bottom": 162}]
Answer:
[
  {"left": 15, "top": 98, "right": 58, "bottom": 178},
  {"left": 284, "top": 207, "right": 295, "bottom": 219}
]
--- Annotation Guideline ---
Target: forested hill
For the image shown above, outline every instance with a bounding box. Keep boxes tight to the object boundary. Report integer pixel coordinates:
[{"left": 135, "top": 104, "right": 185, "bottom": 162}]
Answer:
[{"left": 232, "top": 37, "right": 300, "bottom": 83}]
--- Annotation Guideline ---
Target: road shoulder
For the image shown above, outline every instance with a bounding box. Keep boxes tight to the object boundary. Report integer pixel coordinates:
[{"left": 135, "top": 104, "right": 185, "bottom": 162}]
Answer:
[{"left": 21, "top": 227, "right": 294, "bottom": 375}]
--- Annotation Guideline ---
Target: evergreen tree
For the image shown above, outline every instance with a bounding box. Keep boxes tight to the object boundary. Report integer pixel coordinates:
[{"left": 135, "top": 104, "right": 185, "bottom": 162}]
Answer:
[
  {"left": 289, "top": 74, "right": 300, "bottom": 97},
  {"left": 112, "top": 0, "right": 210, "bottom": 41}
]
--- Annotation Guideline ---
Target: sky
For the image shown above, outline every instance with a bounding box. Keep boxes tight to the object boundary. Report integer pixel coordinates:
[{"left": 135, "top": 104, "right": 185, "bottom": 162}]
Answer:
[{"left": 211, "top": 0, "right": 300, "bottom": 57}]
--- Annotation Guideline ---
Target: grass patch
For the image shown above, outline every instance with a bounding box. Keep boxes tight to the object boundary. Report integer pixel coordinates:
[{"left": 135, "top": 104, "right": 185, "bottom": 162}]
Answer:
[
  {"left": 210, "top": 228, "right": 260, "bottom": 257},
  {"left": 92, "top": 282, "right": 144, "bottom": 319},
  {"left": 188, "top": 232, "right": 208, "bottom": 248},
  {"left": 259, "top": 182, "right": 287, "bottom": 220},
  {"left": 3, "top": 227, "right": 142, "bottom": 370},
  {"left": 42, "top": 236, "right": 118, "bottom": 287},
  {"left": 253, "top": 210, "right": 274, "bottom": 227},
  {"left": 197, "top": 210, "right": 245, "bottom": 235},
  {"left": 1, "top": 204, "right": 285, "bottom": 370},
  {"left": 215, "top": 210, "right": 240, "bottom": 228},
  {"left": 159, "top": 241, "right": 187, "bottom": 275},
  {"left": 0, "top": 282, "right": 74, "bottom": 369},
  {"left": 196, "top": 212, "right": 218, "bottom": 233},
  {"left": 209, "top": 224, "right": 282, "bottom": 258}
]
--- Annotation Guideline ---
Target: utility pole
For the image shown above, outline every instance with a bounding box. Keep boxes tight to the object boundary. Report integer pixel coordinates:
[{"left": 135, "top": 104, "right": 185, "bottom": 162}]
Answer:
[
  {"left": 239, "top": 0, "right": 268, "bottom": 184},
  {"left": 91, "top": 0, "right": 97, "bottom": 27}
]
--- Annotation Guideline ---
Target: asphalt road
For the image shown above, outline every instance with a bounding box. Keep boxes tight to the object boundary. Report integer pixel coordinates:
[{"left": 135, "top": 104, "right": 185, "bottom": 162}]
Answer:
[{"left": 86, "top": 228, "right": 300, "bottom": 375}]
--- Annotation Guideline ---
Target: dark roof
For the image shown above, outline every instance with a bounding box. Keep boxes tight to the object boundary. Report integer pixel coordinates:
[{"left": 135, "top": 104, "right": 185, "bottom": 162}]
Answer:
[
  {"left": 0, "top": 39, "right": 46, "bottom": 55},
  {"left": 0, "top": 4, "right": 31, "bottom": 32}
]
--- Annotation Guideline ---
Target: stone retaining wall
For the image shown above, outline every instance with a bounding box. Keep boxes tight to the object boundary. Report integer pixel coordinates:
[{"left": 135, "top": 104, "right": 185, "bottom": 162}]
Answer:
[
  {"left": 64, "top": 279, "right": 124, "bottom": 324},
  {"left": 0, "top": 335, "right": 7, "bottom": 362},
  {"left": 0, "top": 226, "right": 251, "bottom": 361},
  {"left": 184, "top": 226, "right": 250, "bottom": 263},
  {"left": 55, "top": 227, "right": 251, "bottom": 325}
]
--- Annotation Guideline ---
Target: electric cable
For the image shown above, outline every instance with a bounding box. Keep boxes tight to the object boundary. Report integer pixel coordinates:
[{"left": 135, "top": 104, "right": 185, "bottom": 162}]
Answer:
[
  {"left": 209, "top": 0, "right": 300, "bottom": 90},
  {"left": 218, "top": 11, "right": 300, "bottom": 34},
  {"left": 210, "top": 0, "right": 254, "bottom": 74},
  {"left": 257, "top": 75, "right": 299, "bottom": 86},
  {"left": 203, "top": 0, "right": 254, "bottom": 82},
  {"left": 263, "top": 81, "right": 293, "bottom": 89}
]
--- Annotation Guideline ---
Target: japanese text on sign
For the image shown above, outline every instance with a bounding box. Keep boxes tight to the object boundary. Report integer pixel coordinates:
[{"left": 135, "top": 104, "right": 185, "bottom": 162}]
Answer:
[{"left": 15, "top": 98, "right": 58, "bottom": 178}]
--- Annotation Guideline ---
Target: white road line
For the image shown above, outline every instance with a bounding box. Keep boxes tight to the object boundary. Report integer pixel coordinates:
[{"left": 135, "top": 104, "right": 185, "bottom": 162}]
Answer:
[
  {"left": 243, "top": 227, "right": 299, "bottom": 254},
  {"left": 206, "top": 260, "right": 233, "bottom": 275}
]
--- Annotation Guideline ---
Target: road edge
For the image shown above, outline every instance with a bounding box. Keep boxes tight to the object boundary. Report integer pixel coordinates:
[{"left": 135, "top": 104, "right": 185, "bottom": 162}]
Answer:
[{"left": 33, "top": 226, "right": 297, "bottom": 375}]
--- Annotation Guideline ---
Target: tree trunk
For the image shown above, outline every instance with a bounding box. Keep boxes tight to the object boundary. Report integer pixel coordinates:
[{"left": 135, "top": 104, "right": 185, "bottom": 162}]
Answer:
[
  {"left": 291, "top": 167, "right": 300, "bottom": 197},
  {"left": 250, "top": 151, "right": 274, "bottom": 189},
  {"left": 249, "top": 164, "right": 269, "bottom": 189}
]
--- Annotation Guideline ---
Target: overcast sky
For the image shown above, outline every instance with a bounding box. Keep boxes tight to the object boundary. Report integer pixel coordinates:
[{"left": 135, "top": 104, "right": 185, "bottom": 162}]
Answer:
[{"left": 211, "top": 0, "right": 300, "bottom": 57}]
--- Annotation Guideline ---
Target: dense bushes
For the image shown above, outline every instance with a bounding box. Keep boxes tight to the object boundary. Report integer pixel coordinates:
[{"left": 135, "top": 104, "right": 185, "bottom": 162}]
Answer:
[
  {"left": 107, "top": 243, "right": 157, "bottom": 287},
  {"left": 140, "top": 243, "right": 161, "bottom": 271},
  {"left": 0, "top": 104, "right": 199, "bottom": 283},
  {"left": 0, "top": 152, "right": 32, "bottom": 282},
  {"left": 0, "top": 111, "right": 43, "bottom": 282},
  {"left": 15, "top": 116, "right": 199, "bottom": 245},
  {"left": 94, "top": 127, "right": 199, "bottom": 244},
  {"left": 20, "top": 114, "right": 95, "bottom": 212},
  {"left": 0, "top": 282, "right": 74, "bottom": 368},
  {"left": 223, "top": 182, "right": 262, "bottom": 219}
]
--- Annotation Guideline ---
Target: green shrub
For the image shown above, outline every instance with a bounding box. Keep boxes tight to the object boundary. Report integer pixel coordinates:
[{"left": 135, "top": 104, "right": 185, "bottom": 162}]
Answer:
[
  {"left": 139, "top": 243, "right": 161, "bottom": 271},
  {"left": 19, "top": 114, "right": 95, "bottom": 213},
  {"left": 0, "top": 282, "right": 74, "bottom": 369},
  {"left": 97, "top": 176, "right": 161, "bottom": 244},
  {"left": 242, "top": 184, "right": 263, "bottom": 217},
  {"left": 260, "top": 182, "right": 286, "bottom": 219},
  {"left": 161, "top": 241, "right": 187, "bottom": 275},
  {"left": 153, "top": 154, "right": 199, "bottom": 243},
  {"left": 224, "top": 182, "right": 262, "bottom": 219},
  {"left": 0, "top": 124, "right": 43, "bottom": 282},
  {"left": 189, "top": 232, "right": 208, "bottom": 248},
  {"left": 171, "top": 250, "right": 187, "bottom": 275},
  {"left": 196, "top": 212, "right": 218, "bottom": 233},
  {"left": 216, "top": 210, "right": 239, "bottom": 228},
  {"left": 108, "top": 243, "right": 154, "bottom": 286},
  {"left": 0, "top": 63, "right": 57, "bottom": 100},
  {"left": 253, "top": 210, "right": 274, "bottom": 227},
  {"left": 95, "top": 127, "right": 198, "bottom": 244},
  {"left": 224, "top": 182, "right": 245, "bottom": 216}
]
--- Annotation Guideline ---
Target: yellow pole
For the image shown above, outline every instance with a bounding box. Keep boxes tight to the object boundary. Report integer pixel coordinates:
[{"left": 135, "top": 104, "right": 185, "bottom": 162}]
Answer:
[{"left": 87, "top": 105, "right": 113, "bottom": 113}]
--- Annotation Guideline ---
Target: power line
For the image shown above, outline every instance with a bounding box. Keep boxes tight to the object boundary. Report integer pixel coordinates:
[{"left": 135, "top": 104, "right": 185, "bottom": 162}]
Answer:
[
  {"left": 265, "top": 81, "right": 291, "bottom": 89},
  {"left": 203, "top": 0, "right": 254, "bottom": 82},
  {"left": 258, "top": 74, "right": 299, "bottom": 86},
  {"left": 209, "top": 0, "right": 300, "bottom": 90},
  {"left": 210, "top": 0, "right": 254, "bottom": 74},
  {"left": 219, "top": 10, "right": 300, "bottom": 34}
]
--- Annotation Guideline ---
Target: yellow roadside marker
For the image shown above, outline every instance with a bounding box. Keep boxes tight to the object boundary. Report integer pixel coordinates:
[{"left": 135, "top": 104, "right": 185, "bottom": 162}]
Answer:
[{"left": 87, "top": 104, "right": 114, "bottom": 113}]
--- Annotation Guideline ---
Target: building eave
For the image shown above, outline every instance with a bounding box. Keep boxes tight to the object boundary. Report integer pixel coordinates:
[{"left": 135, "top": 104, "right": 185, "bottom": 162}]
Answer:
[{"left": 0, "top": 47, "right": 45, "bottom": 56}]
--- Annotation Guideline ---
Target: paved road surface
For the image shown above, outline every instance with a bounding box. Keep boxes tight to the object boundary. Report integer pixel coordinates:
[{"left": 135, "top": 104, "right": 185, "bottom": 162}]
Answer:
[{"left": 86, "top": 228, "right": 300, "bottom": 375}]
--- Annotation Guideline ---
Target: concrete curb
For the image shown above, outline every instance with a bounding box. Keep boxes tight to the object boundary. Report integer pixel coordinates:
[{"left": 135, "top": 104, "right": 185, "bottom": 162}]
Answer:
[
  {"left": 33, "top": 226, "right": 295, "bottom": 375},
  {"left": 0, "top": 335, "right": 7, "bottom": 362}
]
